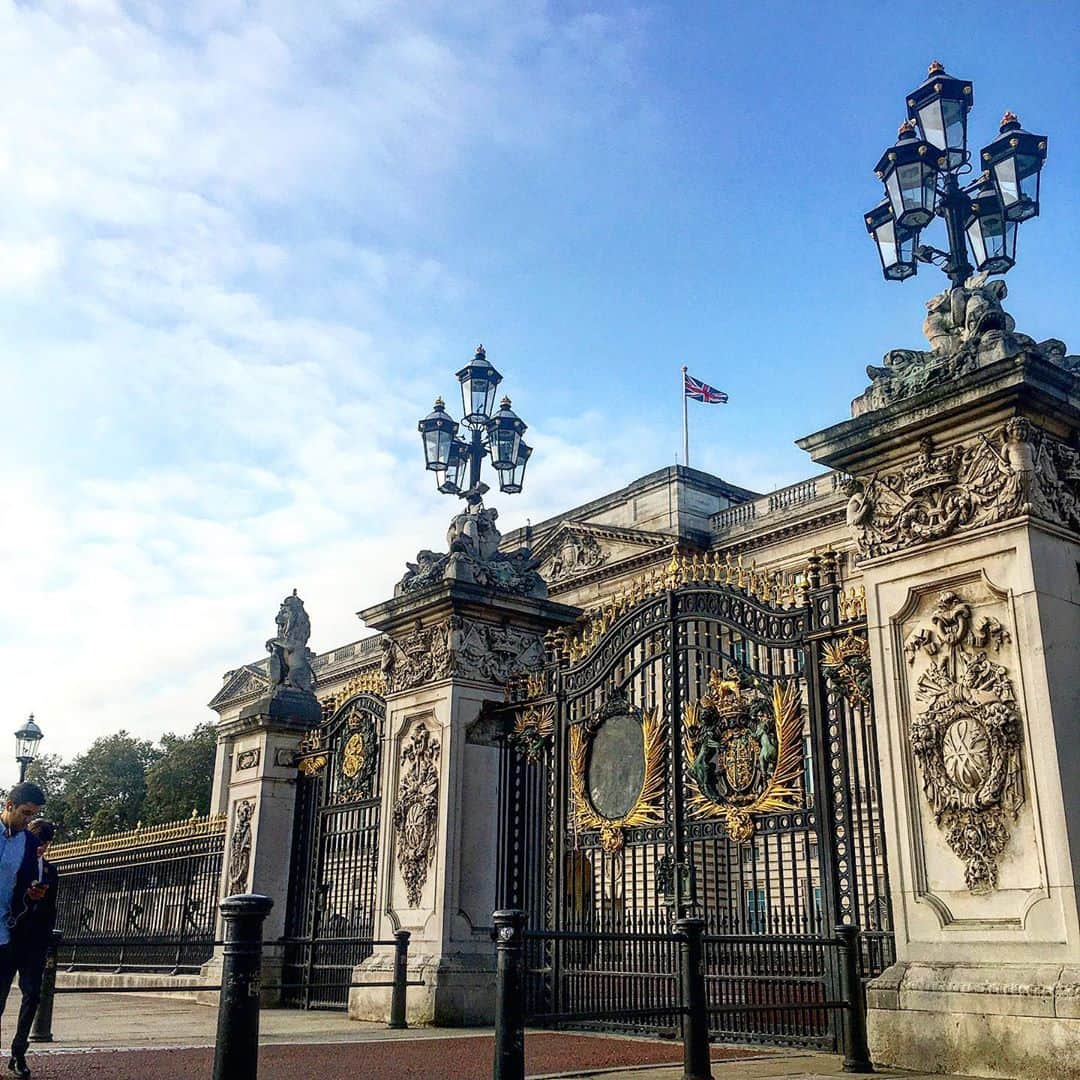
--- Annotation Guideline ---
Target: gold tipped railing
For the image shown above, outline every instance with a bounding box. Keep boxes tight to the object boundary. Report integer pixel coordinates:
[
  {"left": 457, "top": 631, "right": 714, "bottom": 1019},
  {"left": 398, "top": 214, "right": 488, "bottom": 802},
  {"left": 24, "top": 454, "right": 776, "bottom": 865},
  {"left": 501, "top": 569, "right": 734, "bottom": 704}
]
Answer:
[
  {"left": 49, "top": 810, "right": 227, "bottom": 862},
  {"left": 549, "top": 546, "right": 861, "bottom": 666}
]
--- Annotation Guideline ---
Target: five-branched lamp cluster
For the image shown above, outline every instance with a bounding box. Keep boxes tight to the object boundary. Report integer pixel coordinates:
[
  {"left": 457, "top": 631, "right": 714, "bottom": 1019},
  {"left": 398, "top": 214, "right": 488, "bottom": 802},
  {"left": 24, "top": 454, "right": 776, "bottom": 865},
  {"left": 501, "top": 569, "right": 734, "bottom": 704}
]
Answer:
[
  {"left": 417, "top": 346, "right": 531, "bottom": 500},
  {"left": 865, "top": 61, "right": 1048, "bottom": 286}
]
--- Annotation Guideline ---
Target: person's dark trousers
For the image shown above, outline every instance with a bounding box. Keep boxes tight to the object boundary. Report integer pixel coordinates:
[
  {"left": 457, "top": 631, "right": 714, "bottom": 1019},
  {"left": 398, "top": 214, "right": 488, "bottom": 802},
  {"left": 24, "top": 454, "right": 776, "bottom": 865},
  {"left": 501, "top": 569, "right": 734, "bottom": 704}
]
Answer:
[
  {"left": 0, "top": 943, "right": 20, "bottom": 1047},
  {"left": 9, "top": 942, "right": 45, "bottom": 1059}
]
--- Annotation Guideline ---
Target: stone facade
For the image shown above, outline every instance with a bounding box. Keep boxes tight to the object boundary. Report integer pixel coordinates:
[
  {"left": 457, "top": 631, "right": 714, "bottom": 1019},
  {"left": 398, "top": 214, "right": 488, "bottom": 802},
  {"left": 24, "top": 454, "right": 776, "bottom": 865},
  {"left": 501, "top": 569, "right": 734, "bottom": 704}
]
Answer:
[
  {"left": 800, "top": 291, "right": 1080, "bottom": 1079},
  {"left": 204, "top": 288, "right": 1080, "bottom": 1075}
]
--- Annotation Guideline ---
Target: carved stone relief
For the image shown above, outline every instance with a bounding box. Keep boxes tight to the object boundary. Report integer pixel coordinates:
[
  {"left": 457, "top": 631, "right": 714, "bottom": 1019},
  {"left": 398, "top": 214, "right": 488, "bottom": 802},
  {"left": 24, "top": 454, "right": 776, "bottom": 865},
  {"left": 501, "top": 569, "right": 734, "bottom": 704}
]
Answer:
[
  {"left": 903, "top": 589, "right": 1024, "bottom": 895},
  {"left": 227, "top": 799, "right": 255, "bottom": 896},
  {"left": 235, "top": 748, "right": 260, "bottom": 772},
  {"left": 396, "top": 502, "right": 547, "bottom": 598},
  {"left": 392, "top": 724, "right": 440, "bottom": 907},
  {"left": 843, "top": 418, "right": 1080, "bottom": 558},
  {"left": 547, "top": 532, "right": 608, "bottom": 582},
  {"left": 853, "top": 273, "right": 1078, "bottom": 416},
  {"left": 380, "top": 616, "right": 545, "bottom": 694}
]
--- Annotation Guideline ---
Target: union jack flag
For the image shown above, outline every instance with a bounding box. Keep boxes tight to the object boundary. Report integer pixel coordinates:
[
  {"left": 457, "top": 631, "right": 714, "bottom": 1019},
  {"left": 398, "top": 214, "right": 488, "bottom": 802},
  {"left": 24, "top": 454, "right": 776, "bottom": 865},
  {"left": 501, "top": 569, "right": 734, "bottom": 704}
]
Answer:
[{"left": 684, "top": 373, "right": 728, "bottom": 404}]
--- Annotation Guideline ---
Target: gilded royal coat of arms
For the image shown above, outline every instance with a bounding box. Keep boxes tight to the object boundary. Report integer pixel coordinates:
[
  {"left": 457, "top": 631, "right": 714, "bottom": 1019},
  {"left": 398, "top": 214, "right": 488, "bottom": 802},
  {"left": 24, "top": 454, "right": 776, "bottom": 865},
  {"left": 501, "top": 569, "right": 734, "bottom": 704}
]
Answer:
[{"left": 683, "top": 667, "right": 804, "bottom": 843}]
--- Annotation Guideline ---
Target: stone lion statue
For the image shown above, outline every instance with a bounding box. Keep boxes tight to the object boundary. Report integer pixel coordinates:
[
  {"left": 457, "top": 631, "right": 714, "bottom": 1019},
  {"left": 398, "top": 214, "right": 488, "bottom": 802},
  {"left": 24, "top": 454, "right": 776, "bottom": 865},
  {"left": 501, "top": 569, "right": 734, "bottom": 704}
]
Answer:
[{"left": 267, "top": 589, "right": 315, "bottom": 693}]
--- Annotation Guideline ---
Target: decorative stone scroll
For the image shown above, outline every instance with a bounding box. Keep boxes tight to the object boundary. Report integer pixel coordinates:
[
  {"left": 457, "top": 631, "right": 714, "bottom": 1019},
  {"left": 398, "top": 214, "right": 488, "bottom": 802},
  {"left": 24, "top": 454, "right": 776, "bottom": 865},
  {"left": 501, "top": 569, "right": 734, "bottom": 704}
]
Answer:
[
  {"left": 843, "top": 418, "right": 1080, "bottom": 558},
  {"left": 570, "top": 691, "right": 665, "bottom": 854},
  {"left": 683, "top": 668, "right": 803, "bottom": 843},
  {"left": 904, "top": 590, "right": 1024, "bottom": 895},
  {"left": 227, "top": 799, "right": 255, "bottom": 896},
  {"left": 853, "top": 273, "right": 1078, "bottom": 416},
  {"left": 235, "top": 748, "right": 260, "bottom": 772},
  {"left": 380, "top": 617, "right": 545, "bottom": 694},
  {"left": 392, "top": 724, "right": 441, "bottom": 907}
]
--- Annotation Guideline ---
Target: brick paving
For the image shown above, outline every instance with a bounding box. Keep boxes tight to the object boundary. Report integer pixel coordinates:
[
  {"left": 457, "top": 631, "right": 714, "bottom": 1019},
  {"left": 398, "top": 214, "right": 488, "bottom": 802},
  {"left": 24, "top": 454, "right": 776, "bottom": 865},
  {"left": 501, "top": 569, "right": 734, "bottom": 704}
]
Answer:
[{"left": 11, "top": 1034, "right": 761, "bottom": 1078}]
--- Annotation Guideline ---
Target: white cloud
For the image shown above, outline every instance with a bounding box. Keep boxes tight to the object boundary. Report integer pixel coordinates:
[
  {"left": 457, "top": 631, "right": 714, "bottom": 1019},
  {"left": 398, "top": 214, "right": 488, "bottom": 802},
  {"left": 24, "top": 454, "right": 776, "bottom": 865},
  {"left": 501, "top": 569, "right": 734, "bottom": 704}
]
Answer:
[{"left": 0, "top": 0, "right": 651, "bottom": 780}]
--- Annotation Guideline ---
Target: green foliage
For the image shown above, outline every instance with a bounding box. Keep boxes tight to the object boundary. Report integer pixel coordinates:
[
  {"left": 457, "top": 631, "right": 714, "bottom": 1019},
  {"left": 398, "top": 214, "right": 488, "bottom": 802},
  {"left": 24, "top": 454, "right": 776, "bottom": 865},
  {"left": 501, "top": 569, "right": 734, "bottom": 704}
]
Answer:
[
  {"left": 26, "top": 725, "right": 218, "bottom": 842},
  {"left": 142, "top": 723, "right": 217, "bottom": 825}
]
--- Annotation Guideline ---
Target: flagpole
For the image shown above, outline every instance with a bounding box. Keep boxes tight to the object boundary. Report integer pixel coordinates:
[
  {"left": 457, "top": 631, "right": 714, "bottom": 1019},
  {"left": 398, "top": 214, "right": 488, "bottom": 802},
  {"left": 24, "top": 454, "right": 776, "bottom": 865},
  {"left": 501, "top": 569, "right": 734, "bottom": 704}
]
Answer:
[{"left": 681, "top": 365, "right": 689, "bottom": 468}]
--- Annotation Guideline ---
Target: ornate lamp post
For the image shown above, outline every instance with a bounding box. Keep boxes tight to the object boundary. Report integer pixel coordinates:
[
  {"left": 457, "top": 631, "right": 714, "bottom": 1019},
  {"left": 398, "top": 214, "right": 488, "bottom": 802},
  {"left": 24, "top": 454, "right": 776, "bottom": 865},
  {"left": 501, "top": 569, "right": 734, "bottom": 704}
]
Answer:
[
  {"left": 14, "top": 714, "right": 43, "bottom": 783},
  {"left": 417, "top": 346, "right": 532, "bottom": 502},
  {"left": 865, "top": 62, "right": 1048, "bottom": 286}
]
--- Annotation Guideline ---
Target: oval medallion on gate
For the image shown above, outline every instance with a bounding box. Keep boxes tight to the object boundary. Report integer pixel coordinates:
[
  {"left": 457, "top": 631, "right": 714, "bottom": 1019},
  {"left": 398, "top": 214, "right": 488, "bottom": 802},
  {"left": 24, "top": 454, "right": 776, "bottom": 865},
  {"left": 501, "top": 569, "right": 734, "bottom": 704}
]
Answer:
[{"left": 587, "top": 713, "right": 646, "bottom": 819}]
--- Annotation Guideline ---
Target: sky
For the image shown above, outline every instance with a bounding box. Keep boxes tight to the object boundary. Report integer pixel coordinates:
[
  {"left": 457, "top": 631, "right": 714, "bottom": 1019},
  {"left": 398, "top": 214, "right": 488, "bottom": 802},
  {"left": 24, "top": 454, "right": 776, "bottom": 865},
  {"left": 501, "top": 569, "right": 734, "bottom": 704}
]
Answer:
[{"left": 2, "top": 0, "right": 1078, "bottom": 778}]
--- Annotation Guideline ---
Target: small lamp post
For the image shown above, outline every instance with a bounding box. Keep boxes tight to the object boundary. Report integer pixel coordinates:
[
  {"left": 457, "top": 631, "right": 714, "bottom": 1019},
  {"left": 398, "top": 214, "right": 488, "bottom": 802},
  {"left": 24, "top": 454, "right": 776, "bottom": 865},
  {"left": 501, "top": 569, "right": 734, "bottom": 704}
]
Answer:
[
  {"left": 15, "top": 715, "right": 43, "bottom": 783},
  {"left": 417, "top": 346, "right": 531, "bottom": 502},
  {"left": 864, "top": 62, "right": 1048, "bottom": 287}
]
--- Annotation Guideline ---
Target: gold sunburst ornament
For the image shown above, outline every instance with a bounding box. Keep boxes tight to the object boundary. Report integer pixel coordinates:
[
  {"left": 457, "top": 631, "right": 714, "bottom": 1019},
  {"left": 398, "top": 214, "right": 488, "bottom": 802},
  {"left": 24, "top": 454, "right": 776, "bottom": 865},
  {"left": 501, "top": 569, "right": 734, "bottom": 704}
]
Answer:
[
  {"left": 683, "top": 669, "right": 803, "bottom": 843},
  {"left": 570, "top": 703, "right": 666, "bottom": 853}
]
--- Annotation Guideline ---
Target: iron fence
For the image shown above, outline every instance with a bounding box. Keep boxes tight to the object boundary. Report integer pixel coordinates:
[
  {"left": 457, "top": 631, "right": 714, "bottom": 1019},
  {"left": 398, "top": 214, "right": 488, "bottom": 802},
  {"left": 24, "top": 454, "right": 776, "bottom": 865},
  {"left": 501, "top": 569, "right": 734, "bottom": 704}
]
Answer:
[{"left": 52, "top": 816, "right": 226, "bottom": 974}]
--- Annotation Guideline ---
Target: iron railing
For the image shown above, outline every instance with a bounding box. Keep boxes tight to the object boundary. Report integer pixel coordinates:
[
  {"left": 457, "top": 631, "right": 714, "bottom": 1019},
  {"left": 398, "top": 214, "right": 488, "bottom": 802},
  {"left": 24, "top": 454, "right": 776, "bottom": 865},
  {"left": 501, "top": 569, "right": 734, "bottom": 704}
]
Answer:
[{"left": 53, "top": 816, "right": 226, "bottom": 974}]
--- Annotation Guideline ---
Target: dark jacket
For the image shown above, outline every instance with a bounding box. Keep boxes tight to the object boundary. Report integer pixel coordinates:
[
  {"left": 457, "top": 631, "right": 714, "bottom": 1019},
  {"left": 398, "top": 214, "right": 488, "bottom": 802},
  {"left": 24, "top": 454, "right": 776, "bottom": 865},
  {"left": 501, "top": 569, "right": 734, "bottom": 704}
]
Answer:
[
  {"left": 6, "top": 833, "right": 56, "bottom": 947},
  {"left": 11, "top": 860, "right": 58, "bottom": 949}
]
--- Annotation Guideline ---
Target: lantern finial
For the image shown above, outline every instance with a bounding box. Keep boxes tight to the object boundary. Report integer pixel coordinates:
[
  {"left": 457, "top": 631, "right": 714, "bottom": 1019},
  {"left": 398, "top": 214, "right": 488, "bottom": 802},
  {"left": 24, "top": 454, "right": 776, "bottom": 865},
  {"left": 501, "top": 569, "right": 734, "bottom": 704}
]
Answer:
[
  {"left": 928, "top": 60, "right": 945, "bottom": 75},
  {"left": 999, "top": 111, "right": 1020, "bottom": 131}
]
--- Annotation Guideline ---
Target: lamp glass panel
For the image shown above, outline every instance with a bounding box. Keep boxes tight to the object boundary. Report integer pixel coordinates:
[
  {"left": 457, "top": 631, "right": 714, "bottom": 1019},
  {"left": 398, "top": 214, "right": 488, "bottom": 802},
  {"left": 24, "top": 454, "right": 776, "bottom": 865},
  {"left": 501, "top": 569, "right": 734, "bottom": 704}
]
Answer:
[
  {"left": 917, "top": 100, "right": 946, "bottom": 150},
  {"left": 942, "top": 99, "right": 965, "bottom": 154},
  {"left": 423, "top": 426, "right": 451, "bottom": 470},
  {"left": 994, "top": 154, "right": 1040, "bottom": 221},
  {"left": 885, "top": 171, "right": 903, "bottom": 221},
  {"left": 874, "top": 218, "right": 898, "bottom": 269},
  {"left": 492, "top": 428, "right": 521, "bottom": 470},
  {"left": 897, "top": 162, "right": 934, "bottom": 227}
]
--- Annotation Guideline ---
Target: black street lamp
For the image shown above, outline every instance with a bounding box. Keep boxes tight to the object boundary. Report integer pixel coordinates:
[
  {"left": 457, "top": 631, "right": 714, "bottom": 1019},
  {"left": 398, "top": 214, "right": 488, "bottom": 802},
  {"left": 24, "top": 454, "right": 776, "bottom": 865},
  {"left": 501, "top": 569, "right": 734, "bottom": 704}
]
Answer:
[
  {"left": 14, "top": 714, "right": 43, "bottom": 783},
  {"left": 418, "top": 346, "right": 531, "bottom": 501},
  {"left": 865, "top": 62, "right": 1048, "bottom": 287}
]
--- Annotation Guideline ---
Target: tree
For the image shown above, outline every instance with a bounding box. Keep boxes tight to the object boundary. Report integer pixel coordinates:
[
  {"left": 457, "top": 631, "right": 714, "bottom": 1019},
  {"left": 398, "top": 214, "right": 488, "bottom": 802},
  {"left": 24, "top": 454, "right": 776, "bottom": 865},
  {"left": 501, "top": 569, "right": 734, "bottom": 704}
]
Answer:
[
  {"left": 60, "top": 732, "right": 160, "bottom": 839},
  {"left": 24, "top": 754, "right": 77, "bottom": 840},
  {"left": 142, "top": 723, "right": 217, "bottom": 825}
]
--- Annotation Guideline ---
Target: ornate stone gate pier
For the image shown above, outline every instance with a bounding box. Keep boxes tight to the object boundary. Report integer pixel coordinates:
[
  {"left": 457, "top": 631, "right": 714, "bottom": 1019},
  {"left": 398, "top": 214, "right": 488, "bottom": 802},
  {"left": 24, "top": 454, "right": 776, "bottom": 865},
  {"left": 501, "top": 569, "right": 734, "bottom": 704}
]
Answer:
[
  {"left": 800, "top": 276, "right": 1080, "bottom": 1079},
  {"left": 348, "top": 502, "right": 578, "bottom": 1025}
]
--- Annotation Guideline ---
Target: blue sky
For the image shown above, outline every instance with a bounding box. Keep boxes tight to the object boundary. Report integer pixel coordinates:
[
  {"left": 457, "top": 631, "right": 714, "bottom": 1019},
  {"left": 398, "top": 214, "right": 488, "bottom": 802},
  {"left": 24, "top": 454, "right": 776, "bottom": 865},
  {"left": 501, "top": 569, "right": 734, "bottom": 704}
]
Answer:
[{"left": 1, "top": 0, "right": 1077, "bottom": 769}]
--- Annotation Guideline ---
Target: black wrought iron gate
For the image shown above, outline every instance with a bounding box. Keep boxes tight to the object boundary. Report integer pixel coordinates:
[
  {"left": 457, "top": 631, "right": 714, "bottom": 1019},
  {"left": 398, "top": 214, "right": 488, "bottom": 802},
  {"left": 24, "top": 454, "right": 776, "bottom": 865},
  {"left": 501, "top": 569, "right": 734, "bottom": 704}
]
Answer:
[
  {"left": 283, "top": 689, "right": 384, "bottom": 1008},
  {"left": 497, "top": 550, "right": 893, "bottom": 1048}
]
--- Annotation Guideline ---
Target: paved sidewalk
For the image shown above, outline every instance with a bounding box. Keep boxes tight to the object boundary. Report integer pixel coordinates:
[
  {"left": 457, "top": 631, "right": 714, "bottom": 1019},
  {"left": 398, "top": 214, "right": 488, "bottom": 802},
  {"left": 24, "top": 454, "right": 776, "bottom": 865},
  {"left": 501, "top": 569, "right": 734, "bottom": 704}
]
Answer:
[{"left": 0, "top": 992, "right": 977, "bottom": 1079}]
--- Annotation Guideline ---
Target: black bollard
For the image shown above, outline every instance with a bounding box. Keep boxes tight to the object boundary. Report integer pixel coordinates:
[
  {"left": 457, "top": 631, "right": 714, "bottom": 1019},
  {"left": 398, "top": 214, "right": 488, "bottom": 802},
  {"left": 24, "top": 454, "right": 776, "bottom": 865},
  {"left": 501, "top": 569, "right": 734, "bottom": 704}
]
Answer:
[
  {"left": 675, "top": 917, "right": 713, "bottom": 1080},
  {"left": 492, "top": 909, "right": 526, "bottom": 1080},
  {"left": 29, "top": 930, "right": 62, "bottom": 1044},
  {"left": 836, "top": 924, "right": 873, "bottom": 1073},
  {"left": 388, "top": 928, "right": 411, "bottom": 1030},
  {"left": 212, "top": 893, "right": 273, "bottom": 1080}
]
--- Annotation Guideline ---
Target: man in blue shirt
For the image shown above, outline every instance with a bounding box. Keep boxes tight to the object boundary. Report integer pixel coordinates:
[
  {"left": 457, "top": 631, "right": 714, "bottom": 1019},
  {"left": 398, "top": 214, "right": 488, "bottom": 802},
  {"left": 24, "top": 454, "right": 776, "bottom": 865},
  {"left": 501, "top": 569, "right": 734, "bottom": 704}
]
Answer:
[{"left": 0, "top": 783, "right": 47, "bottom": 1079}]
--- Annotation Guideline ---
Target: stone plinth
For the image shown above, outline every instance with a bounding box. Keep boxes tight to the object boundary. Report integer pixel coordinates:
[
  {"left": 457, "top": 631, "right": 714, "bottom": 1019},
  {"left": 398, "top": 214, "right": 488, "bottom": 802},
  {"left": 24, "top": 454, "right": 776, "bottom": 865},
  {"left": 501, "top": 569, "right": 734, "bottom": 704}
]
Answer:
[
  {"left": 799, "top": 348, "right": 1080, "bottom": 1079},
  {"left": 348, "top": 580, "right": 578, "bottom": 1026},
  {"left": 200, "top": 691, "right": 318, "bottom": 1005}
]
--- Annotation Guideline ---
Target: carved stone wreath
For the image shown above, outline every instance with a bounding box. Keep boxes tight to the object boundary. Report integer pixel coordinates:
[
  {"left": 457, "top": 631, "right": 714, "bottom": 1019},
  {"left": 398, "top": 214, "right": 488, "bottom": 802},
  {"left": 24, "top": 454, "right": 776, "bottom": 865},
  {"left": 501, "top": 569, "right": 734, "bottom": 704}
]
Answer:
[
  {"left": 569, "top": 693, "right": 665, "bottom": 854},
  {"left": 391, "top": 724, "right": 440, "bottom": 907},
  {"left": 683, "top": 668, "right": 804, "bottom": 844},
  {"left": 905, "top": 590, "right": 1024, "bottom": 894}
]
